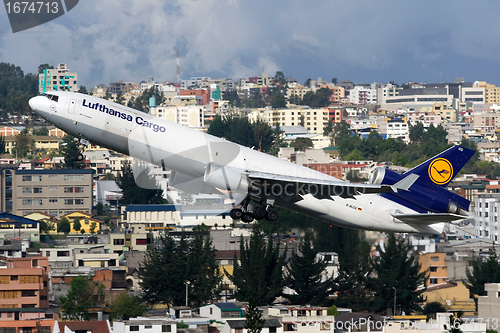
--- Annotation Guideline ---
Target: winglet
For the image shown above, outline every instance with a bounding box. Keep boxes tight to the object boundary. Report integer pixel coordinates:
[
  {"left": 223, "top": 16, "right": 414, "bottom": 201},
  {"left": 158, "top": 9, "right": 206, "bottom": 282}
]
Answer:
[{"left": 390, "top": 174, "right": 419, "bottom": 193}]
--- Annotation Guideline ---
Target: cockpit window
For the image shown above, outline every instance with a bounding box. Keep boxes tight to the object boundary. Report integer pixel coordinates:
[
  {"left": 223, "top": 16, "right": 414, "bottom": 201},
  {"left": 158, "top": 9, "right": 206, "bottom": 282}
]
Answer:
[{"left": 42, "top": 93, "right": 59, "bottom": 102}]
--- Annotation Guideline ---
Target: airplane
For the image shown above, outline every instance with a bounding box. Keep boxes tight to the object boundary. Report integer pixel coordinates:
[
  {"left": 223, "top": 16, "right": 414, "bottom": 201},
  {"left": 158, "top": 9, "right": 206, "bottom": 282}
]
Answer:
[{"left": 29, "top": 91, "right": 475, "bottom": 234}]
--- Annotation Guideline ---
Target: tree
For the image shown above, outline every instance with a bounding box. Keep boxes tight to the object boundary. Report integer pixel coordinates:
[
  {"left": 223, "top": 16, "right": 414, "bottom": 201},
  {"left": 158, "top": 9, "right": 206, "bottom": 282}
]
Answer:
[
  {"left": 287, "top": 230, "right": 329, "bottom": 305},
  {"left": 117, "top": 161, "right": 163, "bottom": 205},
  {"left": 370, "top": 234, "right": 427, "bottom": 315},
  {"left": 323, "top": 118, "right": 334, "bottom": 137},
  {"left": 61, "top": 135, "right": 85, "bottom": 169},
  {"left": 58, "top": 276, "right": 105, "bottom": 320},
  {"left": 13, "top": 129, "right": 34, "bottom": 157},
  {"left": 73, "top": 218, "right": 81, "bottom": 232},
  {"left": 409, "top": 122, "right": 424, "bottom": 144},
  {"left": 40, "top": 220, "right": 55, "bottom": 233},
  {"left": 110, "top": 292, "right": 147, "bottom": 321},
  {"left": 186, "top": 226, "right": 222, "bottom": 307},
  {"left": 327, "top": 305, "right": 339, "bottom": 316},
  {"left": 225, "top": 226, "right": 287, "bottom": 305},
  {"left": 77, "top": 85, "right": 89, "bottom": 94},
  {"left": 464, "top": 248, "right": 500, "bottom": 309},
  {"left": 140, "top": 230, "right": 221, "bottom": 307},
  {"left": 89, "top": 221, "right": 97, "bottom": 234},
  {"left": 58, "top": 217, "right": 71, "bottom": 234},
  {"left": 252, "top": 118, "right": 275, "bottom": 153},
  {"left": 115, "top": 91, "right": 125, "bottom": 105},
  {"left": 245, "top": 296, "right": 265, "bottom": 333},
  {"left": 271, "top": 92, "right": 286, "bottom": 109},
  {"left": 423, "top": 301, "right": 446, "bottom": 319},
  {"left": 290, "top": 137, "right": 313, "bottom": 151},
  {"left": 32, "top": 126, "right": 48, "bottom": 136},
  {"left": 38, "top": 64, "right": 53, "bottom": 74}
]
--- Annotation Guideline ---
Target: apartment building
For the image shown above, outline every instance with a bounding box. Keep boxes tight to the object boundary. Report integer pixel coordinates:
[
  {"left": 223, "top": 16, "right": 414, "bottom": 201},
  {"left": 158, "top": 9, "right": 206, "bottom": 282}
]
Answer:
[
  {"left": 0, "top": 256, "right": 49, "bottom": 309},
  {"left": 11, "top": 169, "right": 94, "bottom": 218},
  {"left": 38, "top": 63, "right": 77, "bottom": 93},
  {"left": 349, "top": 86, "right": 377, "bottom": 104},
  {"left": 419, "top": 252, "right": 448, "bottom": 286},
  {"left": 272, "top": 108, "right": 329, "bottom": 134},
  {"left": 151, "top": 104, "right": 205, "bottom": 128},
  {"left": 475, "top": 194, "right": 500, "bottom": 242}
]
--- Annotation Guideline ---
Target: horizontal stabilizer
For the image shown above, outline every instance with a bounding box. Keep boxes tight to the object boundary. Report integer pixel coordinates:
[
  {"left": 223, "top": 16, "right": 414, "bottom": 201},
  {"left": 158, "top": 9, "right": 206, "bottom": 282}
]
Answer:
[
  {"left": 390, "top": 174, "right": 419, "bottom": 193},
  {"left": 391, "top": 212, "right": 467, "bottom": 224}
]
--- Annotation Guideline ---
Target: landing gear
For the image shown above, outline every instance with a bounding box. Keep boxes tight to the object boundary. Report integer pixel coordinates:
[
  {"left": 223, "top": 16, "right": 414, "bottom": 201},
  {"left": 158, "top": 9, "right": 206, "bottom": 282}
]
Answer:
[
  {"left": 265, "top": 209, "right": 278, "bottom": 221},
  {"left": 253, "top": 206, "right": 267, "bottom": 220},
  {"left": 241, "top": 212, "right": 254, "bottom": 223},
  {"left": 230, "top": 208, "right": 243, "bottom": 220},
  {"left": 77, "top": 153, "right": 84, "bottom": 161},
  {"left": 229, "top": 205, "right": 279, "bottom": 223}
]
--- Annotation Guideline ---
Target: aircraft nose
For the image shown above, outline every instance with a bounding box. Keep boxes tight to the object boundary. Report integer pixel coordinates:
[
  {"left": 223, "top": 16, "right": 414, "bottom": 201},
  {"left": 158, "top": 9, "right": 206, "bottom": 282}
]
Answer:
[{"left": 29, "top": 96, "right": 40, "bottom": 111}]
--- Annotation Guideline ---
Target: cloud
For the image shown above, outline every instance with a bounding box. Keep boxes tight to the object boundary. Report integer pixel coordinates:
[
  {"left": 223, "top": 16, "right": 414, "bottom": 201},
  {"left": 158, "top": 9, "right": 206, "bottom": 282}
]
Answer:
[{"left": 1, "top": 0, "right": 500, "bottom": 87}]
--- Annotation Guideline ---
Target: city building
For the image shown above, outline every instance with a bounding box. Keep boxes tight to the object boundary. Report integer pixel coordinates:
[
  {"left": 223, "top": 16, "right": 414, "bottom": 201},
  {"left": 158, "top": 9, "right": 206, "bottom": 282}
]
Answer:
[
  {"left": 0, "top": 213, "right": 41, "bottom": 242},
  {"left": 419, "top": 252, "right": 448, "bottom": 286},
  {"left": 478, "top": 283, "right": 500, "bottom": 324},
  {"left": 0, "top": 255, "right": 49, "bottom": 309},
  {"left": 38, "top": 63, "right": 77, "bottom": 94}
]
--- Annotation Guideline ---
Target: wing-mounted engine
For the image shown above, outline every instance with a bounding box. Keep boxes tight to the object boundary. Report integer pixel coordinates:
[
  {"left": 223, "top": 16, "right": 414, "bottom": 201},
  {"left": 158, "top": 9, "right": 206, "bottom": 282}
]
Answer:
[
  {"left": 203, "top": 162, "right": 250, "bottom": 193},
  {"left": 369, "top": 166, "right": 469, "bottom": 215},
  {"left": 169, "top": 171, "right": 222, "bottom": 195}
]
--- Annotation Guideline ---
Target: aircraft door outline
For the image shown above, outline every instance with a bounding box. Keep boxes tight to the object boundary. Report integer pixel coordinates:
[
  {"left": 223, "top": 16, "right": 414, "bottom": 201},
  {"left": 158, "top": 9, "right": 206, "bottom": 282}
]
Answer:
[{"left": 67, "top": 99, "right": 76, "bottom": 114}]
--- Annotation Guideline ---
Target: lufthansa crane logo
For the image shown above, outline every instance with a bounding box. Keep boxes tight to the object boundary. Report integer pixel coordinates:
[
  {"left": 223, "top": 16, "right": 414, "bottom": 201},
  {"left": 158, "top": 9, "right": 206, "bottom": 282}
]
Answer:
[{"left": 428, "top": 158, "right": 453, "bottom": 185}]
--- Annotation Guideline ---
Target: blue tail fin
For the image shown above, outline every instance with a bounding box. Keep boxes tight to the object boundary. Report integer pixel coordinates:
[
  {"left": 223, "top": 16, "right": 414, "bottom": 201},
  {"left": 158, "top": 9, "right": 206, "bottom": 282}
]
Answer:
[{"left": 403, "top": 145, "right": 475, "bottom": 188}]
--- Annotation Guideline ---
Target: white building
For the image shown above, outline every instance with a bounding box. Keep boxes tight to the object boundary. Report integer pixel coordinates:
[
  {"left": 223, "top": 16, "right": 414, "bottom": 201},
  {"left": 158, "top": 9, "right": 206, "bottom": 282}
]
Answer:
[
  {"left": 113, "top": 319, "right": 177, "bottom": 333},
  {"left": 478, "top": 283, "right": 500, "bottom": 325},
  {"left": 38, "top": 63, "right": 78, "bottom": 93},
  {"left": 474, "top": 194, "right": 500, "bottom": 243},
  {"left": 349, "top": 86, "right": 377, "bottom": 104},
  {"left": 151, "top": 104, "right": 205, "bottom": 128}
]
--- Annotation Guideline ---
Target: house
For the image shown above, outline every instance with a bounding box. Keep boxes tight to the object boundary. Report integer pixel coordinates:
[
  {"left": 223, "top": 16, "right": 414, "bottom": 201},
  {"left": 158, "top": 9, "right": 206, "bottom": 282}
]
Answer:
[
  {"left": 478, "top": 283, "right": 500, "bottom": 324},
  {"left": 220, "top": 319, "right": 282, "bottom": 333},
  {"left": 53, "top": 320, "right": 111, "bottom": 333},
  {"left": 334, "top": 313, "right": 384, "bottom": 333},
  {"left": 199, "top": 303, "right": 244, "bottom": 322},
  {"left": 61, "top": 211, "right": 103, "bottom": 234},
  {"left": 113, "top": 319, "right": 177, "bottom": 333}
]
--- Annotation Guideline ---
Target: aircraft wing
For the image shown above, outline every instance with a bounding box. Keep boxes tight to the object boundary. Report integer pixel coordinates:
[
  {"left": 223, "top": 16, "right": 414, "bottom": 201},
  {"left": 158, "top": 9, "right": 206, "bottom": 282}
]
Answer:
[
  {"left": 391, "top": 213, "right": 467, "bottom": 224},
  {"left": 247, "top": 171, "right": 418, "bottom": 199}
]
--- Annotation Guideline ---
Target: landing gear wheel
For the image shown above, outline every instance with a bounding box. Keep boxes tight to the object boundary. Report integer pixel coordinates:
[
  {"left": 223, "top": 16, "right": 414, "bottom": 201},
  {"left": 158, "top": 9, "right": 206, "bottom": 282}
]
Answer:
[
  {"left": 241, "top": 212, "right": 254, "bottom": 223},
  {"left": 265, "top": 210, "right": 278, "bottom": 221},
  {"left": 77, "top": 153, "right": 84, "bottom": 161},
  {"left": 253, "top": 206, "right": 267, "bottom": 220},
  {"left": 230, "top": 208, "right": 243, "bottom": 220}
]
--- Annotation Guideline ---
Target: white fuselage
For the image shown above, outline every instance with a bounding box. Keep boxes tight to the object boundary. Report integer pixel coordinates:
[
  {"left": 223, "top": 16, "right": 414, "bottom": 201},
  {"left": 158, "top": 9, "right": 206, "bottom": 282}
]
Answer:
[{"left": 29, "top": 92, "right": 443, "bottom": 234}]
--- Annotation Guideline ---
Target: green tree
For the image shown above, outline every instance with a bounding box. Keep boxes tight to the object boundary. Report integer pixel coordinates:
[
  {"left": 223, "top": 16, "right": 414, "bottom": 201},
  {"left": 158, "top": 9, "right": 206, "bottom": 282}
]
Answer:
[
  {"left": 40, "top": 220, "right": 55, "bottom": 233},
  {"left": 73, "top": 218, "right": 81, "bottom": 232},
  {"left": 423, "top": 301, "right": 446, "bottom": 319},
  {"left": 0, "top": 136, "right": 5, "bottom": 155},
  {"left": 38, "top": 64, "right": 53, "bottom": 74},
  {"left": 186, "top": 226, "right": 222, "bottom": 307},
  {"left": 271, "top": 92, "right": 287, "bottom": 109},
  {"left": 32, "top": 126, "right": 49, "bottom": 136},
  {"left": 327, "top": 305, "right": 339, "bottom": 316},
  {"left": 110, "top": 292, "right": 147, "bottom": 321},
  {"left": 225, "top": 226, "right": 287, "bottom": 305},
  {"left": 117, "top": 162, "right": 163, "bottom": 205},
  {"left": 245, "top": 296, "right": 265, "bottom": 333},
  {"left": 464, "top": 248, "right": 500, "bottom": 309},
  {"left": 61, "top": 135, "right": 85, "bottom": 169},
  {"left": 58, "top": 217, "right": 71, "bottom": 234},
  {"left": 252, "top": 118, "right": 275, "bottom": 153},
  {"left": 370, "top": 234, "right": 427, "bottom": 315},
  {"left": 409, "top": 122, "right": 424, "bottom": 144},
  {"left": 58, "top": 276, "right": 105, "bottom": 320},
  {"left": 323, "top": 118, "right": 334, "bottom": 137},
  {"left": 287, "top": 230, "right": 329, "bottom": 305},
  {"left": 290, "top": 137, "right": 313, "bottom": 151},
  {"left": 89, "top": 221, "right": 97, "bottom": 234},
  {"left": 77, "top": 86, "right": 89, "bottom": 95},
  {"left": 13, "top": 129, "right": 34, "bottom": 157},
  {"left": 139, "top": 232, "right": 187, "bottom": 306},
  {"left": 115, "top": 91, "right": 125, "bottom": 105}
]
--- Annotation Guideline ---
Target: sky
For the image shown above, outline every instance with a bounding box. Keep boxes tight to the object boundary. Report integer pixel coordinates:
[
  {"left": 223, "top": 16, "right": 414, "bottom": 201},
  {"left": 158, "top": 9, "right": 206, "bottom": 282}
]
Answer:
[{"left": 1, "top": 0, "right": 500, "bottom": 89}]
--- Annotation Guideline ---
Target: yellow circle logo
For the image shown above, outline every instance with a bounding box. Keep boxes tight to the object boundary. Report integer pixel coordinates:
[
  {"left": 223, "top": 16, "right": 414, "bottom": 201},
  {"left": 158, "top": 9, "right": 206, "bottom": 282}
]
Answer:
[{"left": 428, "top": 158, "right": 453, "bottom": 185}]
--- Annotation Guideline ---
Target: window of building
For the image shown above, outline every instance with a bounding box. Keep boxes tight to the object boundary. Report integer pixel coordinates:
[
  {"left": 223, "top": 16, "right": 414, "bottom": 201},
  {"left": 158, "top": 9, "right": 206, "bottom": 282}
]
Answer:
[
  {"left": 145, "top": 325, "right": 152, "bottom": 329},
  {"left": 162, "top": 325, "right": 171, "bottom": 332},
  {"left": 22, "top": 187, "right": 32, "bottom": 193},
  {"left": 75, "top": 199, "right": 84, "bottom": 205},
  {"left": 33, "top": 188, "right": 42, "bottom": 193},
  {"left": 49, "top": 186, "right": 57, "bottom": 191},
  {"left": 429, "top": 278, "right": 438, "bottom": 284},
  {"left": 22, "top": 176, "right": 32, "bottom": 181},
  {"left": 64, "top": 175, "right": 84, "bottom": 181},
  {"left": 284, "top": 324, "right": 296, "bottom": 331},
  {"left": 32, "top": 176, "right": 42, "bottom": 182},
  {"left": 49, "top": 198, "right": 58, "bottom": 203},
  {"left": 48, "top": 175, "right": 58, "bottom": 179},
  {"left": 64, "top": 199, "right": 74, "bottom": 205},
  {"left": 130, "top": 326, "right": 139, "bottom": 331},
  {"left": 430, "top": 256, "right": 439, "bottom": 262},
  {"left": 430, "top": 267, "right": 438, "bottom": 272},
  {"left": 21, "top": 290, "right": 36, "bottom": 297}
]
